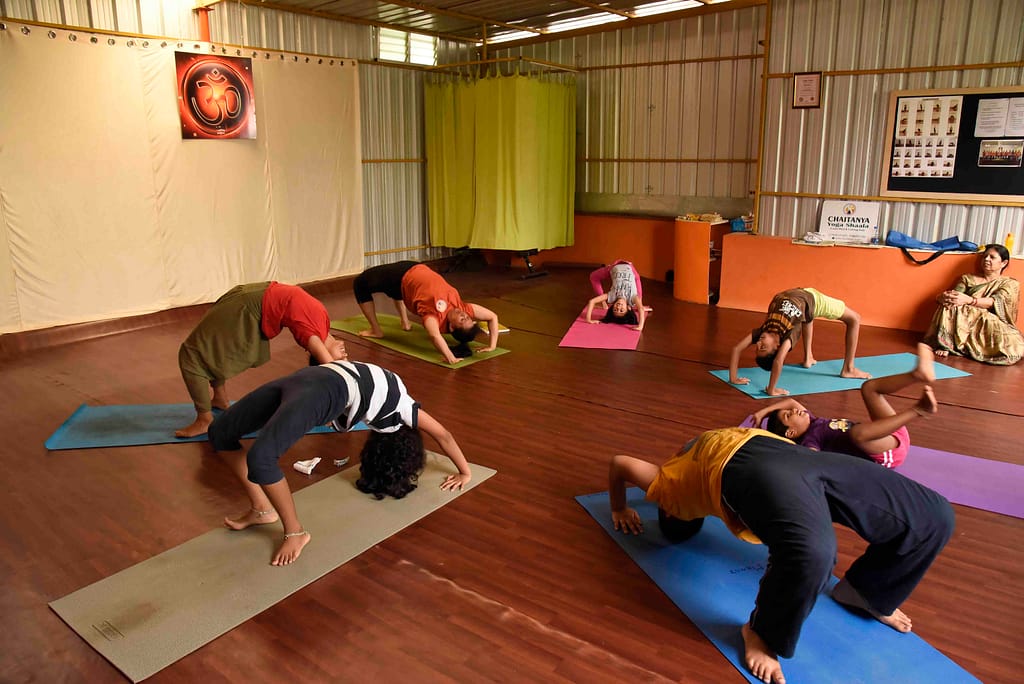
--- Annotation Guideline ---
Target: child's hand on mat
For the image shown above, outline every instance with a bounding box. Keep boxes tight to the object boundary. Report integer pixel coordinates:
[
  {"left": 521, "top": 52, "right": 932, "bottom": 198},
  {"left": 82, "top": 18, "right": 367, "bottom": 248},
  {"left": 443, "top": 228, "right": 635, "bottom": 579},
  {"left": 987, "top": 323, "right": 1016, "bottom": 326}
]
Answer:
[
  {"left": 612, "top": 507, "right": 643, "bottom": 535},
  {"left": 588, "top": 320, "right": 600, "bottom": 325},
  {"left": 477, "top": 345, "right": 496, "bottom": 353},
  {"left": 441, "top": 473, "right": 471, "bottom": 491},
  {"left": 731, "top": 376, "right": 750, "bottom": 385}
]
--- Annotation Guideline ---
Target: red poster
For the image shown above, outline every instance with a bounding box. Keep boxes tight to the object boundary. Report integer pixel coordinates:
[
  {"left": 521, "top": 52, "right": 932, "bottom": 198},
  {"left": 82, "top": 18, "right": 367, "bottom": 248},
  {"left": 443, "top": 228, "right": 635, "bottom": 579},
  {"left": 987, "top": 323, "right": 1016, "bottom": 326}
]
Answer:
[{"left": 175, "top": 52, "right": 256, "bottom": 140}]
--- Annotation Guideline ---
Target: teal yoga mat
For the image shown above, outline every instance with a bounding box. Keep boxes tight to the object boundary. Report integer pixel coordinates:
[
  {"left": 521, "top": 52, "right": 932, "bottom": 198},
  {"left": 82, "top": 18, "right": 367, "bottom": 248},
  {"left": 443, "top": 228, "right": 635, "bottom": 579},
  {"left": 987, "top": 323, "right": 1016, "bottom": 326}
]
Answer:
[
  {"left": 577, "top": 489, "right": 978, "bottom": 684},
  {"left": 710, "top": 352, "right": 970, "bottom": 398},
  {"left": 45, "top": 403, "right": 365, "bottom": 450}
]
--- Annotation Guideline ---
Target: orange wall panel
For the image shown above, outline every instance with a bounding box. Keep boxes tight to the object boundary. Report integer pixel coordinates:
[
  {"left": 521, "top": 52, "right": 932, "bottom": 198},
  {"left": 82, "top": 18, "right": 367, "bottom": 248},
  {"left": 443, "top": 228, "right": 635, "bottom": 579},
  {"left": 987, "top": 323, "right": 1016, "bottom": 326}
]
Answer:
[
  {"left": 534, "top": 214, "right": 676, "bottom": 282},
  {"left": 718, "top": 234, "right": 1022, "bottom": 332}
]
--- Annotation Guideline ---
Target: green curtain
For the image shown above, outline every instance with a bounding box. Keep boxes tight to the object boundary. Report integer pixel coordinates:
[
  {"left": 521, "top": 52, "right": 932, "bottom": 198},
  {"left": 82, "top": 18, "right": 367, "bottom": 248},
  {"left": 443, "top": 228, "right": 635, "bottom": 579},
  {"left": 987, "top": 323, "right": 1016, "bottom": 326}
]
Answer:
[{"left": 424, "top": 73, "right": 575, "bottom": 250}]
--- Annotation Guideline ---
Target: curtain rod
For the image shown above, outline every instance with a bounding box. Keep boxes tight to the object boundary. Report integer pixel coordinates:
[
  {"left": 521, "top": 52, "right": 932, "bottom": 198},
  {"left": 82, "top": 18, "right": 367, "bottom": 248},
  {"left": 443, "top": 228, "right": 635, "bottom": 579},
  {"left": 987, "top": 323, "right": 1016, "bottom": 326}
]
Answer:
[{"left": 429, "top": 56, "right": 578, "bottom": 73}]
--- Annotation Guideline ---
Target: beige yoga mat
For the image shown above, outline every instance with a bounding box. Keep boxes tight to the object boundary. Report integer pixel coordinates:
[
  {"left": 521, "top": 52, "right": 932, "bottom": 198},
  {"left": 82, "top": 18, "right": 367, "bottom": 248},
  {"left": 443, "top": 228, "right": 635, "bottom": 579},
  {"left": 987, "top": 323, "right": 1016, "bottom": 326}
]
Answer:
[{"left": 50, "top": 453, "right": 496, "bottom": 682}]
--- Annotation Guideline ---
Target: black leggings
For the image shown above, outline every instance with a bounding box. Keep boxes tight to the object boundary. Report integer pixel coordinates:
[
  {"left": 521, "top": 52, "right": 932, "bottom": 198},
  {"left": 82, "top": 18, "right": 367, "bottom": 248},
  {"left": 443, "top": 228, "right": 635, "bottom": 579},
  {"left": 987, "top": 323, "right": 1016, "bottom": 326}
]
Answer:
[
  {"left": 721, "top": 436, "right": 954, "bottom": 659},
  {"left": 352, "top": 261, "right": 417, "bottom": 303},
  {"left": 208, "top": 367, "right": 349, "bottom": 485}
]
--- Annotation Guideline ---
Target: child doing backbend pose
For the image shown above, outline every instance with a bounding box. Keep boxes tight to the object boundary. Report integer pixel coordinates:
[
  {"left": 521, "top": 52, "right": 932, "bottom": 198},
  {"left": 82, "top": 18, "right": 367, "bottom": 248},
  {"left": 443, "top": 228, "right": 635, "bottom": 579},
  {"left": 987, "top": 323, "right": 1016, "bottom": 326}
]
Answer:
[
  {"left": 752, "top": 344, "right": 938, "bottom": 469},
  {"left": 728, "top": 287, "right": 870, "bottom": 396},
  {"left": 176, "top": 282, "right": 347, "bottom": 438},
  {"left": 585, "top": 260, "right": 647, "bottom": 331},
  {"left": 207, "top": 359, "right": 472, "bottom": 566},
  {"left": 352, "top": 261, "right": 501, "bottom": 365}
]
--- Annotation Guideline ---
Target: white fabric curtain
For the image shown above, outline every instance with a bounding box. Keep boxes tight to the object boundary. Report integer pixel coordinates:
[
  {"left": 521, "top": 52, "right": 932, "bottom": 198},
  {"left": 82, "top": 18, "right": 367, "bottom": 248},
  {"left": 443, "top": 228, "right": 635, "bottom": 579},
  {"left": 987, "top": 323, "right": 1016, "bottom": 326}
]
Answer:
[{"left": 0, "top": 23, "right": 363, "bottom": 333}]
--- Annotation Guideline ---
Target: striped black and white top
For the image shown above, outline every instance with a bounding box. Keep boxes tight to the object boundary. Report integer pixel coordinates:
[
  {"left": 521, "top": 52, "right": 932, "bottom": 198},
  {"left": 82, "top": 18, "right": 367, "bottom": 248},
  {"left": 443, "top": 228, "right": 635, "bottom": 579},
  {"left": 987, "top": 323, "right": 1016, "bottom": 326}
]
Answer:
[{"left": 321, "top": 361, "right": 419, "bottom": 433}]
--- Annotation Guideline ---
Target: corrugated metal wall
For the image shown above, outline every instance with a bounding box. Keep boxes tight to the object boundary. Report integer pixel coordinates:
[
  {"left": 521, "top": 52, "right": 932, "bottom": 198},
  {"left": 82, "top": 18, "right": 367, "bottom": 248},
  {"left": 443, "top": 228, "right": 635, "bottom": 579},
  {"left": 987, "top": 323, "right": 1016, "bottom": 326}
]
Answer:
[
  {"left": 6, "top": 0, "right": 1021, "bottom": 253},
  {"left": 763, "top": 0, "right": 1024, "bottom": 246},
  {"left": 488, "top": 7, "right": 765, "bottom": 217}
]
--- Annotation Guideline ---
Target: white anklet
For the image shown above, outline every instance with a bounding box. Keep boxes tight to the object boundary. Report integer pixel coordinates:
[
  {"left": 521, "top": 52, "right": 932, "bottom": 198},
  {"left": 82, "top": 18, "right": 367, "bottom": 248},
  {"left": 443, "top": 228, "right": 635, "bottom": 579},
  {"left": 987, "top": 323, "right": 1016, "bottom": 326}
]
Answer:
[
  {"left": 283, "top": 530, "right": 309, "bottom": 540},
  {"left": 252, "top": 507, "right": 273, "bottom": 517}
]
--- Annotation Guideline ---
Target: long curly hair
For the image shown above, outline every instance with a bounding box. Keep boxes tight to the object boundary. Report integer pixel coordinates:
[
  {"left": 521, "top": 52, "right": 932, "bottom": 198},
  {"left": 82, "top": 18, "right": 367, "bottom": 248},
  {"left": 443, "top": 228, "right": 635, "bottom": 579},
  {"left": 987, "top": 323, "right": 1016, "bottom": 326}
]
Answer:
[{"left": 355, "top": 426, "right": 425, "bottom": 500}]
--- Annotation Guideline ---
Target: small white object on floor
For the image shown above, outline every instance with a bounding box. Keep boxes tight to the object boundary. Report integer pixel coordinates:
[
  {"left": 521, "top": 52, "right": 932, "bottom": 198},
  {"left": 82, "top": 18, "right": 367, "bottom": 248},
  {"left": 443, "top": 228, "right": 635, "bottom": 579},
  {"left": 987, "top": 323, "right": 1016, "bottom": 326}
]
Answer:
[
  {"left": 293, "top": 457, "right": 322, "bottom": 475},
  {"left": 333, "top": 457, "right": 350, "bottom": 467}
]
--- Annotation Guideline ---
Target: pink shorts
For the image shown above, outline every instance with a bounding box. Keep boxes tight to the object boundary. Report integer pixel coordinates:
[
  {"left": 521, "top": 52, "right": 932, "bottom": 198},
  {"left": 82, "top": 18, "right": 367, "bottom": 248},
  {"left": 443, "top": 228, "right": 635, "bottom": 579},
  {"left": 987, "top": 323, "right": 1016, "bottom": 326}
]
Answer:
[{"left": 868, "top": 426, "right": 909, "bottom": 468}]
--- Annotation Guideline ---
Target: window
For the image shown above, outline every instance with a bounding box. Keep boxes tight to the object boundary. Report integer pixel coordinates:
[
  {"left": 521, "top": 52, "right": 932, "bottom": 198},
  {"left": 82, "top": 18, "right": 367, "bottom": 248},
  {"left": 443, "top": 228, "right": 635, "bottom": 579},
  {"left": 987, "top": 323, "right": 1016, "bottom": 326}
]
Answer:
[{"left": 378, "top": 28, "right": 436, "bottom": 66}]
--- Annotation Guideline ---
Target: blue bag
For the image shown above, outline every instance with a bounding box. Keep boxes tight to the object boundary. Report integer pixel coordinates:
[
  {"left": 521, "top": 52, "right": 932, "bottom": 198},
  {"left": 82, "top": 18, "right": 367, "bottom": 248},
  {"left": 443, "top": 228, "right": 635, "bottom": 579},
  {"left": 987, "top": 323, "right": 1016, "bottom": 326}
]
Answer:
[{"left": 885, "top": 230, "right": 978, "bottom": 264}]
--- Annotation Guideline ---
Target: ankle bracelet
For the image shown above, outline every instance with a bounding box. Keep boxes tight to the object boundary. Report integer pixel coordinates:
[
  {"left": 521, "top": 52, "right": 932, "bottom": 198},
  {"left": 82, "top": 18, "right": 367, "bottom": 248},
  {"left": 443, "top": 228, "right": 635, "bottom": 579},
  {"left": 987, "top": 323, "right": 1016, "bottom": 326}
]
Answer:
[
  {"left": 252, "top": 507, "right": 273, "bottom": 517},
  {"left": 283, "top": 530, "right": 309, "bottom": 539}
]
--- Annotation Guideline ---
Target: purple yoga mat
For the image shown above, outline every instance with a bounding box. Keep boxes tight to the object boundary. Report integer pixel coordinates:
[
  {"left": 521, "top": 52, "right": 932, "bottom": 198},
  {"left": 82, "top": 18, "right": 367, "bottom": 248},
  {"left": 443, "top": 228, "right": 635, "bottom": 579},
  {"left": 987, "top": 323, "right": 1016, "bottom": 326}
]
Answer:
[
  {"left": 899, "top": 447, "right": 1023, "bottom": 519},
  {"left": 740, "top": 415, "right": 1022, "bottom": 519},
  {"left": 558, "top": 308, "right": 640, "bottom": 350}
]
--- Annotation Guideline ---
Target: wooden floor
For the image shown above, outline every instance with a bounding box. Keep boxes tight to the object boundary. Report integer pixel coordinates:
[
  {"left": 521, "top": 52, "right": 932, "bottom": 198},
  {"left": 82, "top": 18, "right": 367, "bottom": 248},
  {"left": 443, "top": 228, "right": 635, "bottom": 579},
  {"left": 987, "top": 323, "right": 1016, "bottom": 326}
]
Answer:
[{"left": 2, "top": 266, "right": 1022, "bottom": 683}]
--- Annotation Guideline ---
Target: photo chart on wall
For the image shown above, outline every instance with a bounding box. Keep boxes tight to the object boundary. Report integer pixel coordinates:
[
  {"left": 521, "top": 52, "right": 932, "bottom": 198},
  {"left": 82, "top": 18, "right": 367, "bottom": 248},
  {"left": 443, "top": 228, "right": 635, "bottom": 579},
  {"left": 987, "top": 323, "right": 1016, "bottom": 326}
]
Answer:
[{"left": 890, "top": 95, "right": 962, "bottom": 179}]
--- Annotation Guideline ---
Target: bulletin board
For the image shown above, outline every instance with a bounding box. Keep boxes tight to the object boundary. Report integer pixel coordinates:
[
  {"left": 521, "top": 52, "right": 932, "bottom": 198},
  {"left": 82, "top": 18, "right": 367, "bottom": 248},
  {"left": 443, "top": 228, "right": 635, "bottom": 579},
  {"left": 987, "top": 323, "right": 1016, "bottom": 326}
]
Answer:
[{"left": 879, "top": 86, "right": 1024, "bottom": 203}]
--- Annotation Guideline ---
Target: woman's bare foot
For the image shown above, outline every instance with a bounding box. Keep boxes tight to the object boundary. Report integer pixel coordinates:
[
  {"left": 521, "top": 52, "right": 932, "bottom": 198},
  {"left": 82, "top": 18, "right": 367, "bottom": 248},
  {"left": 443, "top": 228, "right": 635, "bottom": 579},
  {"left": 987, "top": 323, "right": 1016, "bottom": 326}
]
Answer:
[
  {"left": 358, "top": 329, "right": 384, "bottom": 338},
  {"left": 841, "top": 366, "right": 872, "bottom": 379},
  {"left": 400, "top": 320, "right": 412, "bottom": 331},
  {"left": 272, "top": 530, "right": 311, "bottom": 566},
  {"left": 175, "top": 411, "right": 213, "bottom": 438},
  {"left": 802, "top": 355, "right": 817, "bottom": 369},
  {"left": 912, "top": 343, "right": 937, "bottom": 383},
  {"left": 832, "top": 579, "right": 913, "bottom": 632},
  {"left": 741, "top": 623, "right": 786, "bottom": 684},
  {"left": 224, "top": 506, "right": 279, "bottom": 530},
  {"left": 211, "top": 385, "right": 230, "bottom": 411}
]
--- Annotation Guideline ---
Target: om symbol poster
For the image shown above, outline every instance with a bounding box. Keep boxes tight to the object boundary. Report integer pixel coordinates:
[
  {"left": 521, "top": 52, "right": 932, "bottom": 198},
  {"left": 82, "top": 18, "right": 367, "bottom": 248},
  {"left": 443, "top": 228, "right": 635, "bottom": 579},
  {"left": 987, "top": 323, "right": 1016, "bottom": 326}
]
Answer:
[{"left": 175, "top": 52, "right": 256, "bottom": 140}]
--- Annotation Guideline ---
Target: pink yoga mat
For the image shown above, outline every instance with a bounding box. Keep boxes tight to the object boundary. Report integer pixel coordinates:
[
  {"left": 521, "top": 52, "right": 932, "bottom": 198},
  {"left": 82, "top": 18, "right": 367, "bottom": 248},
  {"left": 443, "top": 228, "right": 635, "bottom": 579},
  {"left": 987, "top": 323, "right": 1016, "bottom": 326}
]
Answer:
[
  {"left": 740, "top": 416, "right": 1022, "bottom": 519},
  {"left": 558, "top": 308, "right": 640, "bottom": 350}
]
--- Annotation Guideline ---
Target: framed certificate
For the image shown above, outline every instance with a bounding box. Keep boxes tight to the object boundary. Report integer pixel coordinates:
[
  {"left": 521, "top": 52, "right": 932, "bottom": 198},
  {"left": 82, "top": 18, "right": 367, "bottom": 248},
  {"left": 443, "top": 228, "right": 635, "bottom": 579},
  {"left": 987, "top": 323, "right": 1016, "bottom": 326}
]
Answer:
[{"left": 792, "top": 71, "right": 821, "bottom": 109}]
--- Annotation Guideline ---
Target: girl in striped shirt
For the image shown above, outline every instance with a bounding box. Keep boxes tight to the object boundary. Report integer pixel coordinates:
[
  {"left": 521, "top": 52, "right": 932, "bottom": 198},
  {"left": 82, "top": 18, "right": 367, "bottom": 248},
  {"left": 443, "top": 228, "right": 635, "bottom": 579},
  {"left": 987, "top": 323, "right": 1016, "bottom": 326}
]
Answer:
[{"left": 208, "top": 357, "right": 472, "bottom": 566}]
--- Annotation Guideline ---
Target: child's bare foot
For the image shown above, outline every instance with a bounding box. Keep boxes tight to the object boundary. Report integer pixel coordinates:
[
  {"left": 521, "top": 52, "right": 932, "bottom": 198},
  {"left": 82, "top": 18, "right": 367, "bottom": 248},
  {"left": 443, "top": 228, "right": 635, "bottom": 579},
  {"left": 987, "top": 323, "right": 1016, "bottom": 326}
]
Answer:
[
  {"left": 358, "top": 329, "right": 384, "bottom": 338},
  {"left": 224, "top": 506, "right": 279, "bottom": 530},
  {"left": 175, "top": 412, "right": 213, "bottom": 438},
  {"left": 914, "top": 386, "right": 938, "bottom": 416},
  {"left": 272, "top": 530, "right": 310, "bottom": 566},
  {"left": 841, "top": 367, "right": 872, "bottom": 379},
  {"left": 912, "top": 343, "right": 937, "bottom": 383},
  {"left": 401, "top": 321, "right": 412, "bottom": 331},
  {"left": 742, "top": 623, "right": 786, "bottom": 683},
  {"left": 832, "top": 579, "right": 913, "bottom": 633},
  {"left": 802, "top": 355, "right": 817, "bottom": 369}
]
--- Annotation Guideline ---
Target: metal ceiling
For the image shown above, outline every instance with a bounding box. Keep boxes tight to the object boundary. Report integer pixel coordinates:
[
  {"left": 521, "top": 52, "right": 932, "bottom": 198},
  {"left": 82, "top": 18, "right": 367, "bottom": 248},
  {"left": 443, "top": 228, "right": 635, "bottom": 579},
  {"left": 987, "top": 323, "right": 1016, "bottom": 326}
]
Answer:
[{"left": 206, "top": 0, "right": 758, "bottom": 45}]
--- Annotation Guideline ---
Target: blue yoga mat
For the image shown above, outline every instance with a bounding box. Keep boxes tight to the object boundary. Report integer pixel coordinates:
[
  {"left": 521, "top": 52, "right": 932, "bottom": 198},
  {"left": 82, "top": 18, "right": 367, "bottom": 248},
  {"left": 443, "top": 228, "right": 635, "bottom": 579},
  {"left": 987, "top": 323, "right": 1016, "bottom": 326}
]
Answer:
[
  {"left": 45, "top": 403, "right": 366, "bottom": 450},
  {"left": 710, "top": 352, "right": 970, "bottom": 398},
  {"left": 577, "top": 489, "right": 978, "bottom": 684}
]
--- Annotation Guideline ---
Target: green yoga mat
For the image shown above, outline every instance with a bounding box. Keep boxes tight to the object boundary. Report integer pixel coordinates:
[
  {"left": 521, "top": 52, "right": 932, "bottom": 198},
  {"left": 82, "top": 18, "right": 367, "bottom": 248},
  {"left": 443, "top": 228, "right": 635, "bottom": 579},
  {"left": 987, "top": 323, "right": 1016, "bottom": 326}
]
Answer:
[
  {"left": 332, "top": 314, "right": 510, "bottom": 367},
  {"left": 50, "top": 452, "right": 496, "bottom": 682}
]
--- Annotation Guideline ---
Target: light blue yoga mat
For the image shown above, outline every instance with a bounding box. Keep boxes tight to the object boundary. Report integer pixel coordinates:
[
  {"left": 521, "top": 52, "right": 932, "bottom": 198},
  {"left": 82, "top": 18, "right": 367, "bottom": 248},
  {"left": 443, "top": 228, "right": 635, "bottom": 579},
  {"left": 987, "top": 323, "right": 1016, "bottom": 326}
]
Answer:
[
  {"left": 710, "top": 353, "right": 970, "bottom": 398},
  {"left": 45, "top": 403, "right": 366, "bottom": 450},
  {"left": 577, "top": 488, "right": 978, "bottom": 684}
]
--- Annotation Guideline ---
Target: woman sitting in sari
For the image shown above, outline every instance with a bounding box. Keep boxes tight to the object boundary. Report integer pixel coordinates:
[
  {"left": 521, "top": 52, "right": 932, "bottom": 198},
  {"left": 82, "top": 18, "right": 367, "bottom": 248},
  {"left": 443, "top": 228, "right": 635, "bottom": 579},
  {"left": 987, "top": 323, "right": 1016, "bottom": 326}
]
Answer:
[{"left": 923, "top": 243, "right": 1022, "bottom": 365}]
